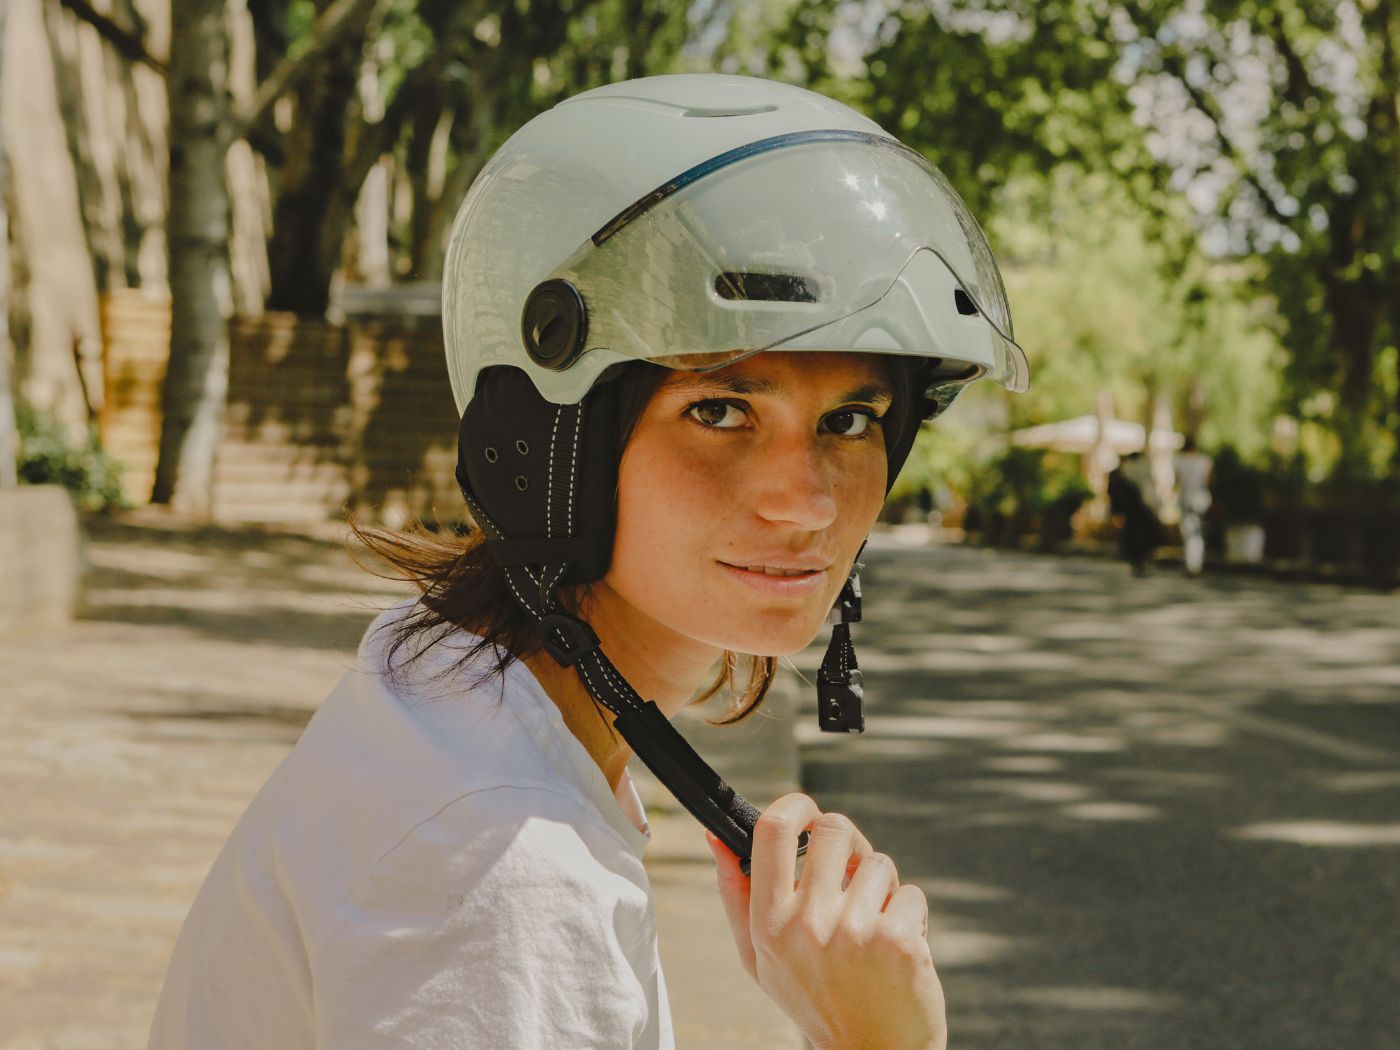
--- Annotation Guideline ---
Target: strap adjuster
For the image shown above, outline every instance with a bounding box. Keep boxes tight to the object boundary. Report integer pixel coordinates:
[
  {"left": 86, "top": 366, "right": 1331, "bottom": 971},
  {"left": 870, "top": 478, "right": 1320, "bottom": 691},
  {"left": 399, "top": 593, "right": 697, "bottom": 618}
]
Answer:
[
  {"left": 540, "top": 612, "right": 600, "bottom": 668},
  {"left": 817, "top": 669, "right": 865, "bottom": 733}
]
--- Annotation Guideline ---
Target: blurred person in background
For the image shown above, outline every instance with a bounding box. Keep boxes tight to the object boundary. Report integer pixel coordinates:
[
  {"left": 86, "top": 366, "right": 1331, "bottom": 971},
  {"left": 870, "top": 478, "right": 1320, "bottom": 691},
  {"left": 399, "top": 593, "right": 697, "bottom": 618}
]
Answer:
[
  {"left": 1108, "top": 451, "right": 1161, "bottom": 576},
  {"left": 1173, "top": 435, "right": 1213, "bottom": 577}
]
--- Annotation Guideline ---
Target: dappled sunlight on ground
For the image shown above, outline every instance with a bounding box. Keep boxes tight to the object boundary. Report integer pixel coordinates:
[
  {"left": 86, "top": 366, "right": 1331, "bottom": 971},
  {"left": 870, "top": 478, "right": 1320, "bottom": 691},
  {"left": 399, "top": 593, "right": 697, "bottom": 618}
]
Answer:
[{"left": 795, "top": 539, "right": 1400, "bottom": 1049}]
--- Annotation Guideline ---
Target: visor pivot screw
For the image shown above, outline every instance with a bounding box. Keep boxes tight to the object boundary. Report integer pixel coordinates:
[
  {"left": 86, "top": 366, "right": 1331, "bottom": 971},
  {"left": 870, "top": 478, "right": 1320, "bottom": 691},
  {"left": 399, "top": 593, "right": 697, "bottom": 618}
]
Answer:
[{"left": 522, "top": 279, "right": 588, "bottom": 371}]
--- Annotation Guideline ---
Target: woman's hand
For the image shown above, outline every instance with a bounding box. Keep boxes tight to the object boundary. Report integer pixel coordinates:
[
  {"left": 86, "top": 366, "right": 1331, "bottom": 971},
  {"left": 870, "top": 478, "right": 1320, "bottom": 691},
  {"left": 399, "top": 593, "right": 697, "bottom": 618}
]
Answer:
[{"left": 706, "top": 792, "right": 946, "bottom": 1050}]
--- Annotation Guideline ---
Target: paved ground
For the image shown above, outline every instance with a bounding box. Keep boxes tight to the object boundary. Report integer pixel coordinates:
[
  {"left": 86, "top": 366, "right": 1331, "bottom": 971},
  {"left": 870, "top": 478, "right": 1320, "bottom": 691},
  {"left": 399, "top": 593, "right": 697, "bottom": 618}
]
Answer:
[
  {"left": 3, "top": 515, "right": 1397, "bottom": 1049},
  {"left": 0, "top": 512, "right": 799, "bottom": 1049},
  {"left": 791, "top": 532, "right": 1400, "bottom": 1050}
]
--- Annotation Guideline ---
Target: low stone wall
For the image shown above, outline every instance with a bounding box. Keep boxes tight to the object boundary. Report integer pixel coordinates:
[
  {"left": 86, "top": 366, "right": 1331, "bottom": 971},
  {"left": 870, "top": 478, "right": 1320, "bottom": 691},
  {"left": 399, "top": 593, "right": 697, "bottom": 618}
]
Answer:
[
  {"left": 0, "top": 485, "right": 82, "bottom": 634},
  {"left": 99, "top": 291, "right": 465, "bottom": 527}
]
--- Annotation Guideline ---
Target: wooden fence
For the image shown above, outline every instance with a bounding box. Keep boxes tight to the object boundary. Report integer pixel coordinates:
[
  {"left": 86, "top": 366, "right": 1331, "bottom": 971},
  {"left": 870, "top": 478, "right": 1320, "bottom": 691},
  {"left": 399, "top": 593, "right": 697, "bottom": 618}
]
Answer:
[{"left": 99, "top": 290, "right": 465, "bottom": 527}]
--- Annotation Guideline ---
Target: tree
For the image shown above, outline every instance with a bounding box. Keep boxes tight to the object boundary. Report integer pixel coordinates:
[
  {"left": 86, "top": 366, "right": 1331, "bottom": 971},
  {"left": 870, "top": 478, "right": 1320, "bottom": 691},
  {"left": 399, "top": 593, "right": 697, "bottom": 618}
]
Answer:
[
  {"left": 153, "top": 0, "right": 380, "bottom": 511},
  {"left": 762, "top": 0, "right": 1400, "bottom": 477},
  {"left": 257, "top": 0, "right": 699, "bottom": 312},
  {"left": 1116, "top": 0, "right": 1400, "bottom": 477}
]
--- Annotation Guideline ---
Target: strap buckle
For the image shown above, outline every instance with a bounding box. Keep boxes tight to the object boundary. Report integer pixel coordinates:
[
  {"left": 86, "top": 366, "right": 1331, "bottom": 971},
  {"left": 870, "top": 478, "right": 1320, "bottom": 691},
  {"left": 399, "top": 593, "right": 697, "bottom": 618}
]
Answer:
[
  {"left": 540, "top": 612, "right": 600, "bottom": 668},
  {"left": 817, "top": 669, "right": 865, "bottom": 733}
]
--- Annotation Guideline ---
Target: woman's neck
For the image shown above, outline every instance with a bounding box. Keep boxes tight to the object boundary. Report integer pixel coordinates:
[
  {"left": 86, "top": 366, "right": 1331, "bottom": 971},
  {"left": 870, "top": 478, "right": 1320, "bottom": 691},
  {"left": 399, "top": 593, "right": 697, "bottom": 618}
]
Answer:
[{"left": 521, "top": 582, "right": 721, "bottom": 793}]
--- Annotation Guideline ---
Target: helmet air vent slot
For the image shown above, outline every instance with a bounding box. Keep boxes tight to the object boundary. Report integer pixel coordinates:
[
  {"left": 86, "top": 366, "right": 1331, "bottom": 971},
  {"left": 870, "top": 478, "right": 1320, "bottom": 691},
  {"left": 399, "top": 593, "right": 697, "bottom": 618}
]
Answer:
[
  {"left": 682, "top": 105, "right": 779, "bottom": 118},
  {"left": 715, "top": 271, "right": 820, "bottom": 303},
  {"left": 953, "top": 289, "right": 980, "bottom": 316}
]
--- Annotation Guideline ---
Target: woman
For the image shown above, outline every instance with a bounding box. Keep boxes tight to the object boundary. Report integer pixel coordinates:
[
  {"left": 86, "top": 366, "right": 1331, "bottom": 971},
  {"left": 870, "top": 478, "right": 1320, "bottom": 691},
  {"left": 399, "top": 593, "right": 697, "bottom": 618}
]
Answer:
[{"left": 149, "top": 73, "right": 1027, "bottom": 1049}]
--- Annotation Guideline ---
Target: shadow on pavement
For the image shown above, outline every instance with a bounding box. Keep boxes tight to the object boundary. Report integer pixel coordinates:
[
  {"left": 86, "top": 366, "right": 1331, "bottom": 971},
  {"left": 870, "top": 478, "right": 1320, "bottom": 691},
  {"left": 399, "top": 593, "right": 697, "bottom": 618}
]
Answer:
[
  {"left": 797, "top": 542, "right": 1400, "bottom": 1050},
  {"left": 76, "top": 513, "right": 407, "bottom": 654}
]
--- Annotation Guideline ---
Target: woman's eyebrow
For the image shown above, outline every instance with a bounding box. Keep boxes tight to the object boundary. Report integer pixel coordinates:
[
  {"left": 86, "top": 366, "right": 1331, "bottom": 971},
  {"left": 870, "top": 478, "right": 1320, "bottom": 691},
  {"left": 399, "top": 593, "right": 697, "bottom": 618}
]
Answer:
[
  {"left": 664, "top": 374, "right": 893, "bottom": 405},
  {"left": 664, "top": 372, "right": 779, "bottom": 396},
  {"left": 835, "top": 383, "right": 894, "bottom": 407}
]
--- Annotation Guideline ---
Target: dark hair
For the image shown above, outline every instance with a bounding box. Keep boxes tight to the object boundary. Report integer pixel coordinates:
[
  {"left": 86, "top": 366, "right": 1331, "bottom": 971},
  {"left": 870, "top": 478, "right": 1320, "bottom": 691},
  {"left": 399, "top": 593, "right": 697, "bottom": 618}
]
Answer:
[{"left": 348, "top": 355, "right": 920, "bottom": 736}]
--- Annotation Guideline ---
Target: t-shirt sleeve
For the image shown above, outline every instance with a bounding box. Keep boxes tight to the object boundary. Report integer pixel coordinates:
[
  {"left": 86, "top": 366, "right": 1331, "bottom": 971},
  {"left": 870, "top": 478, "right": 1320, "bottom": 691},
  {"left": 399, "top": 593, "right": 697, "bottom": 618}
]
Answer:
[{"left": 312, "top": 785, "right": 659, "bottom": 1050}]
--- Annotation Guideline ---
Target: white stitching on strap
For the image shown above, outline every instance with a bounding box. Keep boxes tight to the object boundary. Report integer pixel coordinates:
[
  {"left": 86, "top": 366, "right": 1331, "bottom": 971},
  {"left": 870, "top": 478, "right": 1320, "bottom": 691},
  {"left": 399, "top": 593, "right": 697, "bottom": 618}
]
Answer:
[
  {"left": 597, "top": 653, "right": 639, "bottom": 706},
  {"left": 577, "top": 657, "right": 624, "bottom": 718},
  {"left": 502, "top": 565, "right": 542, "bottom": 617},
  {"left": 547, "top": 405, "right": 562, "bottom": 539},
  {"left": 567, "top": 403, "right": 582, "bottom": 535},
  {"left": 544, "top": 564, "right": 566, "bottom": 593}
]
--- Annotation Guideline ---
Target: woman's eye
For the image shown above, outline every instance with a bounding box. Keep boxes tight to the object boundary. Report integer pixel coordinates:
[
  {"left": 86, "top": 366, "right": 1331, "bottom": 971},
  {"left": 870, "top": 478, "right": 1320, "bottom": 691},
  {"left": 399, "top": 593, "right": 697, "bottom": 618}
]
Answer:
[
  {"left": 687, "top": 400, "right": 746, "bottom": 429},
  {"left": 824, "top": 409, "right": 874, "bottom": 437}
]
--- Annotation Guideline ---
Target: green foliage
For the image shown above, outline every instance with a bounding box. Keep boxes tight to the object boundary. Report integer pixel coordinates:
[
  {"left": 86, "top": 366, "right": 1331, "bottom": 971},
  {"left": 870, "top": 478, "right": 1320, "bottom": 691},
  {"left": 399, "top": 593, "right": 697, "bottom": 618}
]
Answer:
[
  {"left": 994, "top": 170, "right": 1283, "bottom": 456},
  {"left": 960, "top": 445, "right": 1093, "bottom": 546},
  {"left": 16, "top": 404, "right": 130, "bottom": 513},
  {"left": 756, "top": 0, "right": 1400, "bottom": 480},
  {"left": 969, "top": 446, "right": 1091, "bottom": 519}
]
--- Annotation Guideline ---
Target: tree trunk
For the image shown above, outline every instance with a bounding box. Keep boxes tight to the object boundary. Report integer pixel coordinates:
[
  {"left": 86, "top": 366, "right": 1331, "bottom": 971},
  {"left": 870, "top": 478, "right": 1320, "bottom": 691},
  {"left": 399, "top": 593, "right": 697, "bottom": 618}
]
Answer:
[
  {"left": 0, "top": 0, "right": 18, "bottom": 489},
  {"left": 1325, "top": 276, "right": 1384, "bottom": 478},
  {"left": 263, "top": 10, "right": 364, "bottom": 314},
  {"left": 3, "top": 0, "right": 104, "bottom": 432},
  {"left": 151, "top": 0, "right": 232, "bottom": 512}
]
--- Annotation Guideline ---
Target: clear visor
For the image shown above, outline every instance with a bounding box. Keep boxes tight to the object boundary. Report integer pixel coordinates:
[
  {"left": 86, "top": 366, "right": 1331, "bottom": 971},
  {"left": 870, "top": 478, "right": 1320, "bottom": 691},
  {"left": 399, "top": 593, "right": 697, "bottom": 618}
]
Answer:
[{"left": 546, "top": 130, "right": 1028, "bottom": 392}]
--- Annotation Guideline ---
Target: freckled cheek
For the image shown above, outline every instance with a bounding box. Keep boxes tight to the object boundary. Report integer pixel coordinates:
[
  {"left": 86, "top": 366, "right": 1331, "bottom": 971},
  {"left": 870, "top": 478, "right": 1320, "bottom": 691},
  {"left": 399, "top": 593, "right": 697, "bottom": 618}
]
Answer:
[
  {"left": 835, "top": 454, "right": 888, "bottom": 534},
  {"left": 614, "top": 442, "right": 735, "bottom": 564}
]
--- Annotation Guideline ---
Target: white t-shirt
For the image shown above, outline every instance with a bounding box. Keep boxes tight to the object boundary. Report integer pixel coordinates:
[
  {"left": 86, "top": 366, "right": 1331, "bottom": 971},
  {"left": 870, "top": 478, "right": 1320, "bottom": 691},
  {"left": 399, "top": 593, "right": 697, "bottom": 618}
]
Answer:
[{"left": 149, "top": 598, "right": 674, "bottom": 1049}]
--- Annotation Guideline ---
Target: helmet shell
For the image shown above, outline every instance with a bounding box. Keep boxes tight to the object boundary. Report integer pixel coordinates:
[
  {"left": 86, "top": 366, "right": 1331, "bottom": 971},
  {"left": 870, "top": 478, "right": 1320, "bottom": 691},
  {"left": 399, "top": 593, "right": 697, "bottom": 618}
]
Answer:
[{"left": 443, "top": 74, "right": 1026, "bottom": 413}]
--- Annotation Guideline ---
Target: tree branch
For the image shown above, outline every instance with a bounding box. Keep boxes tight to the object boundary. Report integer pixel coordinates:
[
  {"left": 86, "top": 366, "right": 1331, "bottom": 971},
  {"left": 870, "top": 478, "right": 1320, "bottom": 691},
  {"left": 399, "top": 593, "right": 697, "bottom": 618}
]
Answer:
[
  {"left": 1269, "top": 5, "right": 1326, "bottom": 114},
  {"left": 1121, "top": 4, "right": 1294, "bottom": 230},
  {"left": 229, "top": 0, "right": 383, "bottom": 140},
  {"left": 53, "top": 0, "right": 165, "bottom": 73}
]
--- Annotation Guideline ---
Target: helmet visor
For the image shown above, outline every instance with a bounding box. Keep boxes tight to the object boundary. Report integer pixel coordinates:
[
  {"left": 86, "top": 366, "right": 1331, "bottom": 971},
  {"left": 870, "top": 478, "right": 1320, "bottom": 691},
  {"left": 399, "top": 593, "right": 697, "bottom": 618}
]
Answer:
[{"left": 545, "top": 130, "right": 1028, "bottom": 392}]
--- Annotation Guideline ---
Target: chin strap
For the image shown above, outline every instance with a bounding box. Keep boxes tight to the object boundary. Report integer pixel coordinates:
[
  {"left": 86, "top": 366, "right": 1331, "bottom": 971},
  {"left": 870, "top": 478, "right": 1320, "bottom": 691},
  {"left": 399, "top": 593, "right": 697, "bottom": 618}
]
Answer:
[
  {"left": 464, "top": 479, "right": 807, "bottom": 877},
  {"left": 817, "top": 566, "right": 865, "bottom": 734}
]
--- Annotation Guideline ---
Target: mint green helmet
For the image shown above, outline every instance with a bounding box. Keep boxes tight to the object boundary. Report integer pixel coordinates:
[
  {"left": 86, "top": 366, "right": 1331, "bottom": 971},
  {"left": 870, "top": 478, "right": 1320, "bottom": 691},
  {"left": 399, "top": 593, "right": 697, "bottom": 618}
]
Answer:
[{"left": 442, "top": 73, "right": 1029, "bottom": 415}]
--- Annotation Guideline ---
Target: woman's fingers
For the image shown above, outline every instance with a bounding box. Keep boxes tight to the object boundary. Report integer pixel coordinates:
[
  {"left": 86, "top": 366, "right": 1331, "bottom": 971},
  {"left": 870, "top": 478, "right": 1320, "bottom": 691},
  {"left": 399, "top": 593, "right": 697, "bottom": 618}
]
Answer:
[
  {"left": 841, "top": 849, "right": 901, "bottom": 918},
  {"left": 796, "top": 812, "right": 874, "bottom": 901},
  {"left": 881, "top": 882, "right": 932, "bottom": 946},
  {"left": 749, "top": 793, "right": 822, "bottom": 917}
]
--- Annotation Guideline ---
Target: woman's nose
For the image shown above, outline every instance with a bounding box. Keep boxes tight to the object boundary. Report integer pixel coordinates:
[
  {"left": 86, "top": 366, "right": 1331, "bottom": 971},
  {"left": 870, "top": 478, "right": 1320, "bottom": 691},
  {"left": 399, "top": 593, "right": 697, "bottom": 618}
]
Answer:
[{"left": 750, "top": 432, "right": 838, "bottom": 531}]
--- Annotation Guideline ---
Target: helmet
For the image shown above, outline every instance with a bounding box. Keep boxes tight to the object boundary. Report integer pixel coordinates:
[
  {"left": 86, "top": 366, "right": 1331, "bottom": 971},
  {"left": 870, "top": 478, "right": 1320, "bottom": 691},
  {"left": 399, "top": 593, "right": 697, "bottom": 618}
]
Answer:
[
  {"left": 441, "top": 73, "right": 1028, "bottom": 872},
  {"left": 444, "top": 74, "right": 1027, "bottom": 416}
]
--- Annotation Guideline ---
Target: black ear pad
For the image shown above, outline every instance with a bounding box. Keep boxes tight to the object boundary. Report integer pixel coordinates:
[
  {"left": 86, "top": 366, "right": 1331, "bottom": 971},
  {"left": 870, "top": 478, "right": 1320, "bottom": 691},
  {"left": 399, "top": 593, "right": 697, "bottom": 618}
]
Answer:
[
  {"left": 456, "top": 366, "right": 621, "bottom": 586},
  {"left": 881, "top": 360, "right": 943, "bottom": 493}
]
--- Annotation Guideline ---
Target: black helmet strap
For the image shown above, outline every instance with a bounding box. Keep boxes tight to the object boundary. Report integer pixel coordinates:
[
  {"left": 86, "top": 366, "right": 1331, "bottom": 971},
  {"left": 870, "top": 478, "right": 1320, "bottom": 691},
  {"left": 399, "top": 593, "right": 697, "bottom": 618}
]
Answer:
[{"left": 454, "top": 365, "right": 888, "bottom": 873}]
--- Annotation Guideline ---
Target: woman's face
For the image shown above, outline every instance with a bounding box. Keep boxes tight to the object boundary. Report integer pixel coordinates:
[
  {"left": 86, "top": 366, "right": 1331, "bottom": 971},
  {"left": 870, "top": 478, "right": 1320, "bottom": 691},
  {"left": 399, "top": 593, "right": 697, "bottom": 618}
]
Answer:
[{"left": 602, "top": 351, "right": 892, "bottom": 658}]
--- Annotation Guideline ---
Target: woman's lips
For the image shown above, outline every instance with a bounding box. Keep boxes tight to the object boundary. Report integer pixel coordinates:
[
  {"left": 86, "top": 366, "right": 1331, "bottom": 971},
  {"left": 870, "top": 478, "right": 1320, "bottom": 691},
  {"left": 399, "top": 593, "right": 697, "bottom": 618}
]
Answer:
[{"left": 718, "top": 561, "right": 828, "bottom": 598}]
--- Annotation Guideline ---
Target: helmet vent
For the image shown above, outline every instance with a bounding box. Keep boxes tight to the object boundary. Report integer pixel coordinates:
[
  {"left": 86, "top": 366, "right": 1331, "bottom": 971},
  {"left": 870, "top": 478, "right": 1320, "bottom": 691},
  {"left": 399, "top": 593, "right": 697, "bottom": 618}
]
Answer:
[
  {"left": 682, "top": 105, "right": 779, "bottom": 118},
  {"left": 715, "top": 271, "right": 820, "bottom": 303},
  {"left": 954, "top": 289, "right": 980, "bottom": 316}
]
